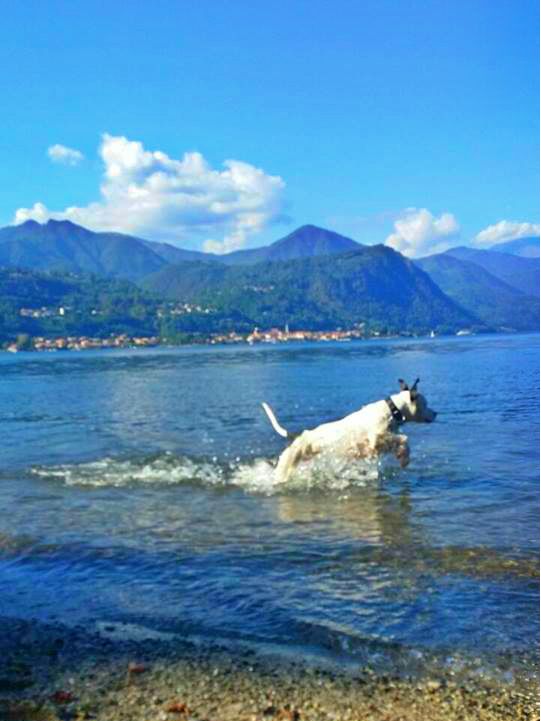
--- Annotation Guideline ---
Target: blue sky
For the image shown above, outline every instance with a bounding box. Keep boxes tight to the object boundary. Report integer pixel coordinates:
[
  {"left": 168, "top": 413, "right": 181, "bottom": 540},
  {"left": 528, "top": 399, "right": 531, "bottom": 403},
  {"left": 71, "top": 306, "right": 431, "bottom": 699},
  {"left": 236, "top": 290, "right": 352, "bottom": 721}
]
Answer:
[{"left": 1, "top": 0, "right": 538, "bottom": 255}]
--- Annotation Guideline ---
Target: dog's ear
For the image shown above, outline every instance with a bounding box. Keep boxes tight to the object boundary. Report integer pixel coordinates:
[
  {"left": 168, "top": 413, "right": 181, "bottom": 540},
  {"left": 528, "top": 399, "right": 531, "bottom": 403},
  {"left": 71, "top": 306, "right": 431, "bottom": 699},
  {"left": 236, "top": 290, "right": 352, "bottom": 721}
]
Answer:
[
  {"left": 398, "top": 379, "right": 409, "bottom": 391},
  {"left": 410, "top": 378, "right": 420, "bottom": 399}
]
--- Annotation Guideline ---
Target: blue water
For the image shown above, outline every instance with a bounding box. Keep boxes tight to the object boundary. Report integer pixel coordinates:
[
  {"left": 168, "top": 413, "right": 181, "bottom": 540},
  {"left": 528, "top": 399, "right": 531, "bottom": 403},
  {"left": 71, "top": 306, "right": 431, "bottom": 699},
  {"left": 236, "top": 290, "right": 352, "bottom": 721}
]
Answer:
[{"left": 0, "top": 334, "right": 538, "bottom": 679}]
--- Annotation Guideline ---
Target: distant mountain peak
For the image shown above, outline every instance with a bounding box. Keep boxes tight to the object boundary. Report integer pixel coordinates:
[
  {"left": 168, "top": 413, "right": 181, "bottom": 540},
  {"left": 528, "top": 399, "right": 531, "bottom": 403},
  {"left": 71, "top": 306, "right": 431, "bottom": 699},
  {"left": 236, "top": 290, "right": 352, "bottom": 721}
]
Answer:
[
  {"left": 293, "top": 223, "right": 328, "bottom": 234},
  {"left": 276, "top": 224, "right": 357, "bottom": 241},
  {"left": 46, "top": 219, "right": 79, "bottom": 228},
  {"left": 219, "top": 224, "right": 361, "bottom": 265},
  {"left": 17, "top": 219, "right": 41, "bottom": 229}
]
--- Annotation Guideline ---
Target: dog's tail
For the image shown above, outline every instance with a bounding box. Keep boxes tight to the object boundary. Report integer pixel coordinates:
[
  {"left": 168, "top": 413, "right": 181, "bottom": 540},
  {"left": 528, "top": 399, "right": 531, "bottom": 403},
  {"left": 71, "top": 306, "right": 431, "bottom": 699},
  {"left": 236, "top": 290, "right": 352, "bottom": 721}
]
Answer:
[{"left": 261, "top": 402, "right": 289, "bottom": 438}]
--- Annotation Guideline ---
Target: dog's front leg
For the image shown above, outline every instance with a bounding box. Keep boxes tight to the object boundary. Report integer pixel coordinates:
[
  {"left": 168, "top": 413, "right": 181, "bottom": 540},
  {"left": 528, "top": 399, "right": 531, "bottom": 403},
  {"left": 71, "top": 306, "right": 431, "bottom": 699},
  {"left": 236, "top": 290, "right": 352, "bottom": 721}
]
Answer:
[
  {"left": 377, "top": 432, "right": 410, "bottom": 468},
  {"left": 394, "top": 434, "right": 410, "bottom": 468}
]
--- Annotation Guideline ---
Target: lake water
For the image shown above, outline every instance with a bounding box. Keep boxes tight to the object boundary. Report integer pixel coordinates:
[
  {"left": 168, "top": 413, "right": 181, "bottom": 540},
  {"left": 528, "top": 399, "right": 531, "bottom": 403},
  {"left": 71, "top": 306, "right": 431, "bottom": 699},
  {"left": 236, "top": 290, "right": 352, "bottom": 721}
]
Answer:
[{"left": 0, "top": 334, "right": 538, "bottom": 682}]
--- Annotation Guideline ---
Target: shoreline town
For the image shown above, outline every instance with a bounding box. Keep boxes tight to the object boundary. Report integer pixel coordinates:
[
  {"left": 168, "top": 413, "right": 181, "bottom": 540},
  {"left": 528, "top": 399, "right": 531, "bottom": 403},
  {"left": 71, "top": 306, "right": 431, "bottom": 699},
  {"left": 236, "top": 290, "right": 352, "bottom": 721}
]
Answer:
[{"left": 2, "top": 326, "right": 475, "bottom": 353}]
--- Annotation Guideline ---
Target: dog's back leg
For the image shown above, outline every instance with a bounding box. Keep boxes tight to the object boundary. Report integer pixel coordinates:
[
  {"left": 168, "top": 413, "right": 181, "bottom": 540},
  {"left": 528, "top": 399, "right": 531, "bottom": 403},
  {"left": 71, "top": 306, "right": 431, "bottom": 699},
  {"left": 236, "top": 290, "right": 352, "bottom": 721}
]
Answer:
[{"left": 275, "top": 438, "right": 305, "bottom": 483}]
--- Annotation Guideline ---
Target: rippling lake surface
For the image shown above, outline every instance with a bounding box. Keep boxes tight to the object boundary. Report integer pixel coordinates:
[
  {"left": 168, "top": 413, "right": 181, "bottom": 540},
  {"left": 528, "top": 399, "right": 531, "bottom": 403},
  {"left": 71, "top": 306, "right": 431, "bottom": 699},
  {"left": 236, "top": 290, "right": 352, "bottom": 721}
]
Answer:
[{"left": 0, "top": 334, "right": 538, "bottom": 680}]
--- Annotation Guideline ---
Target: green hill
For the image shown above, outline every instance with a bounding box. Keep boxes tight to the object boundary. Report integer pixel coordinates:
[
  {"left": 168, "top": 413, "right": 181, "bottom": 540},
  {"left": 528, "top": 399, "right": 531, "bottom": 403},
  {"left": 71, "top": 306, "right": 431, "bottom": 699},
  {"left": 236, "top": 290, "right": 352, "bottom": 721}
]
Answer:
[
  {"left": 416, "top": 254, "right": 539, "bottom": 331},
  {"left": 0, "top": 268, "right": 161, "bottom": 342},
  {"left": 443, "top": 246, "right": 539, "bottom": 298},
  {"left": 141, "top": 245, "right": 475, "bottom": 334}
]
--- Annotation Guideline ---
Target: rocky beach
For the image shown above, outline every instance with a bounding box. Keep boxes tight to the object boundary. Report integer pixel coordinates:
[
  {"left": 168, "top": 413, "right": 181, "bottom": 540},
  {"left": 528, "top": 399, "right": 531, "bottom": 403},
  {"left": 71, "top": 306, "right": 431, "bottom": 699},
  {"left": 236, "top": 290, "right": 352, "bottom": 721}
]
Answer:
[{"left": 0, "top": 617, "right": 538, "bottom": 721}]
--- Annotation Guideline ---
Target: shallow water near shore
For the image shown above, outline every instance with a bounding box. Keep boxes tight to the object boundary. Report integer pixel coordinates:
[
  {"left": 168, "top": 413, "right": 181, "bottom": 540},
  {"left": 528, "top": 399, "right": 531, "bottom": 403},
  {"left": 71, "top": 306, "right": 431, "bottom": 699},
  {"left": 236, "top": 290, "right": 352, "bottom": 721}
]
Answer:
[{"left": 0, "top": 334, "right": 538, "bottom": 687}]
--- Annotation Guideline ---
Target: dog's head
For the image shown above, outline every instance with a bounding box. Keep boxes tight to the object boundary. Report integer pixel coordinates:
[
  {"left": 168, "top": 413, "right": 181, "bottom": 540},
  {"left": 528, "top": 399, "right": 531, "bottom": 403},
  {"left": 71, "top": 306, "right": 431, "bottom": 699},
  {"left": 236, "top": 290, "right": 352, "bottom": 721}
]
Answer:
[{"left": 397, "top": 378, "right": 437, "bottom": 423}]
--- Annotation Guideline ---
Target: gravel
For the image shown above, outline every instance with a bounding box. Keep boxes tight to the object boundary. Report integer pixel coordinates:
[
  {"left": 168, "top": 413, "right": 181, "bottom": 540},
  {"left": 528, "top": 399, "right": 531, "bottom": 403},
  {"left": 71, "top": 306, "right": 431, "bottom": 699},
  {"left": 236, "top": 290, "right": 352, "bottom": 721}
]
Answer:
[{"left": 0, "top": 617, "right": 538, "bottom": 721}]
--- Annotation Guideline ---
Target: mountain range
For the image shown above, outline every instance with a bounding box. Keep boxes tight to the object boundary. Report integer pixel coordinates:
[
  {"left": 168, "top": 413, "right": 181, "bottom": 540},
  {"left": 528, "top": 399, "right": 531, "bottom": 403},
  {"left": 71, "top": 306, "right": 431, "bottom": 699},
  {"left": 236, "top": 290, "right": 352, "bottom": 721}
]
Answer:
[
  {"left": 0, "top": 220, "right": 362, "bottom": 279},
  {"left": 0, "top": 219, "right": 538, "bottom": 336}
]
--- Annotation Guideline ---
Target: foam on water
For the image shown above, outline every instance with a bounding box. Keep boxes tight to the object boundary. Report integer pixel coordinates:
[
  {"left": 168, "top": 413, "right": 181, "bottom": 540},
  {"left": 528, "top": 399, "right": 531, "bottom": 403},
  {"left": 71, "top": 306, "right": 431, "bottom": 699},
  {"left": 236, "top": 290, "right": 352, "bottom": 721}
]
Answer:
[
  {"left": 31, "top": 451, "right": 382, "bottom": 494},
  {"left": 31, "top": 453, "right": 227, "bottom": 489}
]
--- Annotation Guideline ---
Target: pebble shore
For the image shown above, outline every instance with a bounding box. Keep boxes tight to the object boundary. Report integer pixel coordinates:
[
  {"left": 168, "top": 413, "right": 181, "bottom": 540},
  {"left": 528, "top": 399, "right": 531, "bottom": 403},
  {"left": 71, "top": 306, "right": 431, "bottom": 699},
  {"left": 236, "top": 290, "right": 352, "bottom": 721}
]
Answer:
[{"left": 0, "top": 617, "right": 538, "bottom": 721}]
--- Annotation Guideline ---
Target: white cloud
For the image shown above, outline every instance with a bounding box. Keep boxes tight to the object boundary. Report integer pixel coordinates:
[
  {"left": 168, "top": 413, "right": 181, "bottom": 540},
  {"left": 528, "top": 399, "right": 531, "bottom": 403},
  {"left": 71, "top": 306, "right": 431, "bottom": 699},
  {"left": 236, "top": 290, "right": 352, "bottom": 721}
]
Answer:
[
  {"left": 20, "top": 135, "right": 286, "bottom": 252},
  {"left": 385, "top": 208, "right": 460, "bottom": 258},
  {"left": 47, "top": 144, "right": 84, "bottom": 166},
  {"left": 473, "top": 220, "right": 540, "bottom": 247}
]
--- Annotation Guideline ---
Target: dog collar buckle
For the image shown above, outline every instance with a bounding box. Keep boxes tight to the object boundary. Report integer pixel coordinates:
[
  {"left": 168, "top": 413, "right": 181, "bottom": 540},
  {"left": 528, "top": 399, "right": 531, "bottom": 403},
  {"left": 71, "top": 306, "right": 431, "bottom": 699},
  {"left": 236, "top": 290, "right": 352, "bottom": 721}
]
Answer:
[{"left": 385, "top": 397, "right": 405, "bottom": 424}]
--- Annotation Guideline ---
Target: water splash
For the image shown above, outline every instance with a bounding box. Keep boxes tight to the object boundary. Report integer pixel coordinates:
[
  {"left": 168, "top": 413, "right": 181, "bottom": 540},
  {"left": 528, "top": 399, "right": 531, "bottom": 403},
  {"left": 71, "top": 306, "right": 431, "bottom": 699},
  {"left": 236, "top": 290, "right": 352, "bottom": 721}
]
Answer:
[
  {"left": 31, "top": 451, "right": 383, "bottom": 494},
  {"left": 232, "top": 453, "right": 381, "bottom": 493},
  {"left": 32, "top": 453, "right": 227, "bottom": 489}
]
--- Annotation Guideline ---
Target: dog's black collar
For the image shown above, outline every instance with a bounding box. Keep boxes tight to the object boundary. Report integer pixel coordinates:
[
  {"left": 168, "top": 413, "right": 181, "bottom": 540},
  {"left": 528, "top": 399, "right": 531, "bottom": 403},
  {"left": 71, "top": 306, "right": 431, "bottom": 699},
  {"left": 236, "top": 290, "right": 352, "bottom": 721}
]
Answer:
[{"left": 385, "top": 397, "right": 405, "bottom": 424}]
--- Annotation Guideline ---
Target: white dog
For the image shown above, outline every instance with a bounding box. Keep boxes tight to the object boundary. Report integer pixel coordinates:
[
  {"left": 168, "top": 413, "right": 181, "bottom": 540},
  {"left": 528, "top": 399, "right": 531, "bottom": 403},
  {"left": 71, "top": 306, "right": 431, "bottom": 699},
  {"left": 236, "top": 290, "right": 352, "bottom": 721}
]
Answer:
[{"left": 262, "top": 379, "right": 437, "bottom": 483}]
